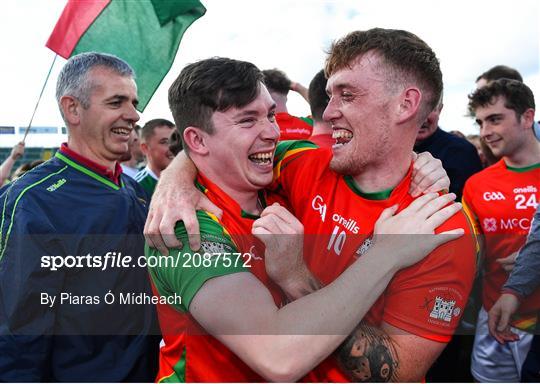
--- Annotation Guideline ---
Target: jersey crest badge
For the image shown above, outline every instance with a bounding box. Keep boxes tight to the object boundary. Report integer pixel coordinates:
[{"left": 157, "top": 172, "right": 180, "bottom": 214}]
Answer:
[{"left": 429, "top": 296, "right": 456, "bottom": 323}]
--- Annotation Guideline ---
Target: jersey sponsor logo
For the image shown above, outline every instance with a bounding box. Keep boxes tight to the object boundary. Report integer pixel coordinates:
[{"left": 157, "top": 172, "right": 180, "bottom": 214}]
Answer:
[
  {"left": 483, "top": 191, "right": 506, "bottom": 201},
  {"left": 500, "top": 217, "right": 531, "bottom": 231},
  {"left": 311, "top": 195, "right": 327, "bottom": 222},
  {"left": 483, "top": 217, "right": 497, "bottom": 232},
  {"left": 46, "top": 178, "right": 67, "bottom": 192}
]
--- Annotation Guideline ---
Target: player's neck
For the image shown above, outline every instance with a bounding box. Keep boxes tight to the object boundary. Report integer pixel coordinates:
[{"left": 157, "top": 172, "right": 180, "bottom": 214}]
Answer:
[
  {"left": 122, "top": 158, "right": 138, "bottom": 167},
  {"left": 504, "top": 139, "right": 540, "bottom": 168},
  {"left": 223, "top": 185, "right": 261, "bottom": 215},
  {"left": 67, "top": 138, "right": 116, "bottom": 172},
  {"left": 271, "top": 93, "right": 288, "bottom": 113},
  {"left": 147, "top": 161, "right": 162, "bottom": 178},
  {"left": 351, "top": 152, "right": 411, "bottom": 194},
  {"left": 311, "top": 121, "right": 332, "bottom": 137}
]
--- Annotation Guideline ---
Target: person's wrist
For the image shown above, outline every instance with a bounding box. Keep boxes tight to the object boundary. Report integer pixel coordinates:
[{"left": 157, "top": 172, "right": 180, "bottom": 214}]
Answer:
[{"left": 501, "top": 288, "right": 523, "bottom": 302}]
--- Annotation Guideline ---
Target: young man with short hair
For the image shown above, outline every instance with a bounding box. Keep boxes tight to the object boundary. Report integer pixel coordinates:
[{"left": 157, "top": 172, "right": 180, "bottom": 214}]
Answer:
[
  {"left": 464, "top": 79, "right": 540, "bottom": 382},
  {"left": 262, "top": 68, "right": 313, "bottom": 140},
  {"left": 134, "top": 118, "right": 175, "bottom": 197}
]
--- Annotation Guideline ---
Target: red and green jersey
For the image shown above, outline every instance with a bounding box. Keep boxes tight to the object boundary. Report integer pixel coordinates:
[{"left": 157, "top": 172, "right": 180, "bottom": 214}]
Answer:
[
  {"left": 271, "top": 142, "right": 478, "bottom": 382},
  {"left": 276, "top": 112, "right": 313, "bottom": 141},
  {"left": 462, "top": 159, "right": 540, "bottom": 331},
  {"left": 145, "top": 173, "right": 285, "bottom": 382}
]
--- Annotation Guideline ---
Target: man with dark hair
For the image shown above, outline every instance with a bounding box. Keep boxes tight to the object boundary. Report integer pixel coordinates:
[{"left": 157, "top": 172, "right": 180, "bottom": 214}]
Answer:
[
  {"left": 463, "top": 79, "right": 540, "bottom": 382},
  {"left": 134, "top": 118, "right": 175, "bottom": 197},
  {"left": 414, "top": 99, "right": 483, "bottom": 200},
  {"left": 147, "top": 28, "right": 478, "bottom": 382},
  {"left": 476, "top": 65, "right": 524, "bottom": 88},
  {"left": 262, "top": 68, "right": 313, "bottom": 140},
  {"left": 308, "top": 69, "right": 333, "bottom": 148},
  {"left": 0, "top": 52, "right": 158, "bottom": 381}
]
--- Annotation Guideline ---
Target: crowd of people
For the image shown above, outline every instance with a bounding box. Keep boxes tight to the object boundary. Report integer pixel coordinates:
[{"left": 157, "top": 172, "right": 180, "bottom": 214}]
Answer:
[{"left": 0, "top": 27, "right": 538, "bottom": 383}]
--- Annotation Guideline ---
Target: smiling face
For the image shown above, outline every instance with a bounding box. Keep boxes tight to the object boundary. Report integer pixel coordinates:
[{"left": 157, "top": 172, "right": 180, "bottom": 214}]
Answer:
[
  {"left": 323, "top": 52, "right": 397, "bottom": 176},
  {"left": 204, "top": 84, "right": 280, "bottom": 193},
  {"left": 474, "top": 96, "right": 529, "bottom": 158},
  {"left": 76, "top": 67, "right": 139, "bottom": 165},
  {"left": 143, "top": 125, "right": 175, "bottom": 173}
]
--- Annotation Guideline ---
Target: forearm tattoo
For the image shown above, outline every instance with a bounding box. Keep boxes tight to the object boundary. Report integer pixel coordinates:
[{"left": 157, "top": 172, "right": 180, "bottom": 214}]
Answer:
[{"left": 336, "top": 322, "right": 398, "bottom": 382}]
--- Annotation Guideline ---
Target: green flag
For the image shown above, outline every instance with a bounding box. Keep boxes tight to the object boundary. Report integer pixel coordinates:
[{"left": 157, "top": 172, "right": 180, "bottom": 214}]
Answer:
[{"left": 47, "top": 0, "right": 206, "bottom": 111}]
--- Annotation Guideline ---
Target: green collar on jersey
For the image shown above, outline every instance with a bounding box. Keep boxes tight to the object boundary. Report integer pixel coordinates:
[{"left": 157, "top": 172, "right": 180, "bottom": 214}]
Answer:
[
  {"left": 240, "top": 191, "right": 267, "bottom": 219},
  {"left": 55, "top": 152, "right": 124, "bottom": 190},
  {"left": 505, "top": 161, "right": 540, "bottom": 173},
  {"left": 343, "top": 175, "right": 394, "bottom": 200}
]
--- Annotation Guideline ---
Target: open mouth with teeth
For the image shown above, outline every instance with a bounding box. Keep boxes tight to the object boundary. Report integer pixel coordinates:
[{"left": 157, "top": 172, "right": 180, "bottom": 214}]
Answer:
[
  {"left": 111, "top": 127, "right": 131, "bottom": 137},
  {"left": 248, "top": 151, "right": 273, "bottom": 166},
  {"left": 332, "top": 129, "right": 353, "bottom": 147}
]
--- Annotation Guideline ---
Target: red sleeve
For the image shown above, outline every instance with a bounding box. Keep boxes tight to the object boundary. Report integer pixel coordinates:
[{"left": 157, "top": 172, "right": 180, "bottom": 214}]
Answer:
[{"left": 382, "top": 212, "right": 477, "bottom": 342}]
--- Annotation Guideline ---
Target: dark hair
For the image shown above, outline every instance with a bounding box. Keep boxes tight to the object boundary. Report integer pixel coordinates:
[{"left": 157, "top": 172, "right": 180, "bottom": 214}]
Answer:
[
  {"left": 325, "top": 28, "right": 443, "bottom": 121},
  {"left": 141, "top": 118, "right": 174, "bottom": 142},
  {"left": 168, "top": 57, "right": 263, "bottom": 150},
  {"left": 476, "top": 65, "right": 523, "bottom": 83},
  {"left": 262, "top": 69, "right": 291, "bottom": 95},
  {"left": 468, "top": 79, "right": 535, "bottom": 119},
  {"left": 308, "top": 69, "right": 329, "bottom": 122}
]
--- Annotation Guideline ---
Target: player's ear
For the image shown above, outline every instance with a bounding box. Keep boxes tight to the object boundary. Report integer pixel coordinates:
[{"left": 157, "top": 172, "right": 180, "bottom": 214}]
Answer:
[
  {"left": 396, "top": 87, "right": 421, "bottom": 124},
  {"left": 140, "top": 141, "right": 149, "bottom": 156},
  {"left": 60, "top": 95, "right": 81, "bottom": 126},
  {"left": 520, "top": 108, "right": 535, "bottom": 131},
  {"left": 183, "top": 127, "right": 209, "bottom": 155}
]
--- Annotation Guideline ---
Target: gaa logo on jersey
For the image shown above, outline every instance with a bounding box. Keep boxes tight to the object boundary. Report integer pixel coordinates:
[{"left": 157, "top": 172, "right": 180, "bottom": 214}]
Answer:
[
  {"left": 311, "top": 195, "right": 327, "bottom": 222},
  {"left": 483, "top": 191, "right": 506, "bottom": 201},
  {"left": 483, "top": 217, "right": 498, "bottom": 232}
]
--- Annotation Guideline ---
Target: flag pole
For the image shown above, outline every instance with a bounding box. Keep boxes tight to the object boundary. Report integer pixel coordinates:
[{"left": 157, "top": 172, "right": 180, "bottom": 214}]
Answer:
[{"left": 23, "top": 54, "right": 58, "bottom": 142}]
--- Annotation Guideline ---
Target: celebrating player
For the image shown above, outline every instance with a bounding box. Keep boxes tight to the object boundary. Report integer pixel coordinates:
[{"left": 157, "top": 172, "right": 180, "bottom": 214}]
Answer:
[{"left": 464, "top": 79, "right": 540, "bottom": 382}]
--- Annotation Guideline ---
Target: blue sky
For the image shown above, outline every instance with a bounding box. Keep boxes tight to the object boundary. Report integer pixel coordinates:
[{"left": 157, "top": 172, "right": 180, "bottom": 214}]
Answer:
[{"left": 1, "top": 0, "right": 538, "bottom": 147}]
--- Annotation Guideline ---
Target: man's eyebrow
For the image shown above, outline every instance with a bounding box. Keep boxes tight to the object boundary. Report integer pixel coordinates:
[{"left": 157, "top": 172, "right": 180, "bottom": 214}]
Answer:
[
  {"left": 326, "top": 82, "right": 357, "bottom": 96},
  {"left": 485, "top": 113, "right": 503, "bottom": 120},
  {"left": 232, "top": 103, "right": 276, "bottom": 119},
  {"left": 105, "top": 94, "right": 139, "bottom": 106}
]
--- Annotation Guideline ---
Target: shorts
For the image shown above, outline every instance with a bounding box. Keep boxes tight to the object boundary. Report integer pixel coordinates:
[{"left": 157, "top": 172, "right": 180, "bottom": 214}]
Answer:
[{"left": 471, "top": 307, "right": 533, "bottom": 382}]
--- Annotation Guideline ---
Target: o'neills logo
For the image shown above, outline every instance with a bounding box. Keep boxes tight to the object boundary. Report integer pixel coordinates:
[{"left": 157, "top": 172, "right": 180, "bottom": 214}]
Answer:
[
  {"left": 513, "top": 185, "right": 538, "bottom": 194},
  {"left": 332, "top": 213, "right": 360, "bottom": 234}
]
